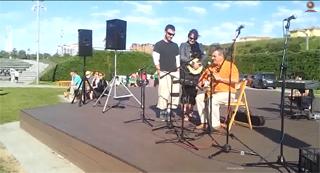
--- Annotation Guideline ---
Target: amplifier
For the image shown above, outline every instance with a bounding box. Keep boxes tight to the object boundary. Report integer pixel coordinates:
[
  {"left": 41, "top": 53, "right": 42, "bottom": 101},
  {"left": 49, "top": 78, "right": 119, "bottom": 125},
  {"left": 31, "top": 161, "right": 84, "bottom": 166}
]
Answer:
[{"left": 234, "top": 111, "right": 265, "bottom": 126}]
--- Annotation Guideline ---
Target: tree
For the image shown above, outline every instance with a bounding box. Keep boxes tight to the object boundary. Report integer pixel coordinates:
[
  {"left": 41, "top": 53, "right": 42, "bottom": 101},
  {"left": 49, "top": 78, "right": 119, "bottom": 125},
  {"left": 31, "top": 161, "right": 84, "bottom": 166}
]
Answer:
[
  {"left": 0, "top": 50, "right": 10, "bottom": 58},
  {"left": 11, "top": 48, "right": 18, "bottom": 58},
  {"left": 18, "top": 50, "right": 27, "bottom": 59}
]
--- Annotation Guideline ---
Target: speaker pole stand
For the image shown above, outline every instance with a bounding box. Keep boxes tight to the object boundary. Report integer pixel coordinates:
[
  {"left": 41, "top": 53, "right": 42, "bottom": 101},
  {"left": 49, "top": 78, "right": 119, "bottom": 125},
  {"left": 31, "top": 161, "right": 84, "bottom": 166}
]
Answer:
[
  {"left": 96, "top": 50, "right": 141, "bottom": 113},
  {"left": 71, "top": 55, "right": 96, "bottom": 106}
]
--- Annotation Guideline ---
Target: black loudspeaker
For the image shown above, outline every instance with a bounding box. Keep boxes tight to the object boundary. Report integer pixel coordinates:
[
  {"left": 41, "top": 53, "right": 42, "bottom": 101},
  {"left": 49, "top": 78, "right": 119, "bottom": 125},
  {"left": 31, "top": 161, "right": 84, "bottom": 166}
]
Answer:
[
  {"left": 234, "top": 111, "right": 265, "bottom": 126},
  {"left": 106, "top": 19, "right": 127, "bottom": 50},
  {"left": 78, "top": 29, "right": 92, "bottom": 56}
]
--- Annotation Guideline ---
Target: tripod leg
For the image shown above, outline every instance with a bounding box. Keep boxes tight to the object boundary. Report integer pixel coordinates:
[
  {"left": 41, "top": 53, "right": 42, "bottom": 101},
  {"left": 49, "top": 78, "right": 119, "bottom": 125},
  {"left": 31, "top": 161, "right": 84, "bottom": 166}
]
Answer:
[
  {"left": 71, "top": 80, "right": 83, "bottom": 104},
  {"left": 118, "top": 80, "right": 141, "bottom": 105},
  {"left": 94, "top": 78, "right": 113, "bottom": 106},
  {"left": 102, "top": 77, "right": 116, "bottom": 113}
]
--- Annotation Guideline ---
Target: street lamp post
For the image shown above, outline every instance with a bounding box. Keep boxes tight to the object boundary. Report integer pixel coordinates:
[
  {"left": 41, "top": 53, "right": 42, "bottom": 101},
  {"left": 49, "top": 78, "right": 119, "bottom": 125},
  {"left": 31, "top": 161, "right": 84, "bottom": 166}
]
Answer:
[
  {"left": 301, "top": 29, "right": 309, "bottom": 51},
  {"left": 33, "top": 0, "right": 45, "bottom": 85},
  {"left": 36, "top": 0, "right": 40, "bottom": 84}
]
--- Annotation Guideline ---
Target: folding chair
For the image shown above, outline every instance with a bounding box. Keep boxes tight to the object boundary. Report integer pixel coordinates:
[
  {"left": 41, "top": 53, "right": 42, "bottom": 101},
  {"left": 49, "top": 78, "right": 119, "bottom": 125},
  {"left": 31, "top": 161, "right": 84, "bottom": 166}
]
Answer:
[{"left": 225, "top": 80, "right": 252, "bottom": 131}]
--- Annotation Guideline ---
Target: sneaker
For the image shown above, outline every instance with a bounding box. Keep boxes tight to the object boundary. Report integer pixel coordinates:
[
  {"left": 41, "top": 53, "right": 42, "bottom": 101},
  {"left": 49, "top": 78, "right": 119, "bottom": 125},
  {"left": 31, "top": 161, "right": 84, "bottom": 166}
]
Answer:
[{"left": 159, "top": 110, "right": 167, "bottom": 120}]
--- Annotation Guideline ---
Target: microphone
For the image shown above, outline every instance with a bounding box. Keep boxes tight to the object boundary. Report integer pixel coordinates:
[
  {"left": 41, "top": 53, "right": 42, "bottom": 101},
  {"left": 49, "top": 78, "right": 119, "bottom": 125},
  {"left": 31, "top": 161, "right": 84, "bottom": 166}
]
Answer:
[
  {"left": 138, "top": 67, "right": 145, "bottom": 71},
  {"left": 283, "top": 15, "right": 296, "bottom": 21},
  {"left": 236, "top": 25, "right": 244, "bottom": 32}
]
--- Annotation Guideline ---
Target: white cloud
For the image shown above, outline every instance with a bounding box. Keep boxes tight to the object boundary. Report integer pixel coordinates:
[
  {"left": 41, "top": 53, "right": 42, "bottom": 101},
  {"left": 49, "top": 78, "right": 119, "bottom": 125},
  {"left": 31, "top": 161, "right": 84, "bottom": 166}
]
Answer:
[
  {"left": 123, "top": 1, "right": 153, "bottom": 15},
  {"left": 146, "top": 1, "right": 164, "bottom": 5},
  {"left": 212, "top": 2, "right": 232, "bottom": 10},
  {"left": 213, "top": 1, "right": 259, "bottom": 10},
  {"left": 124, "top": 16, "right": 161, "bottom": 26},
  {"left": 184, "top": 6, "right": 207, "bottom": 15},
  {"left": 0, "top": 11, "right": 21, "bottom": 20},
  {"left": 272, "top": 6, "right": 303, "bottom": 19},
  {"left": 90, "top": 10, "right": 121, "bottom": 19},
  {"left": 234, "top": 1, "right": 260, "bottom": 6},
  {"left": 261, "top": 20, "right": 282, "bottom": 37},
  {"left": 169, "top": 17, "right": 192, "bottom": 24},
  {"left": 201, "top": 22, "right": 239, "bottom": 44},
  {"left": 90, "top": 6, "right": 99, "bottom": 10}
]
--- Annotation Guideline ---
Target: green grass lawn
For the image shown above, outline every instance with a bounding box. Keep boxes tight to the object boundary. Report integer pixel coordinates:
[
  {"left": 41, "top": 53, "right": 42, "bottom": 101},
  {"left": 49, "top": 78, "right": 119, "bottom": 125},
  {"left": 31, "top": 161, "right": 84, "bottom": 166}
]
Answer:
[{"left": 0, "top": 87, "right": 65, "bottom": 124}]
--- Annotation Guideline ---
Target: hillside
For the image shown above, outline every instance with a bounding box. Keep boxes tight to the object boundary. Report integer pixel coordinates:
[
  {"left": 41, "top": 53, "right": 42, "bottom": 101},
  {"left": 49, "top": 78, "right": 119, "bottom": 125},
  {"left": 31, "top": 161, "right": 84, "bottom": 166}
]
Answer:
[
  {"left": 41, "top": 36, "right": 320, "bottom": 81},
  {"left": 41, "top": 51, "right": 154, "bottom": 81}
]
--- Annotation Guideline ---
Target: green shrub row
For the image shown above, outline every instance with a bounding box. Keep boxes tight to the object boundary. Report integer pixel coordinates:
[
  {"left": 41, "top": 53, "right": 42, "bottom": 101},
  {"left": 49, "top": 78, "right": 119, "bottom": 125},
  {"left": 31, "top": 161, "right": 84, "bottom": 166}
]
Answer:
[
  {"left": 236, "top": 50, "right": 320, "bottom": 80},
  {"left": 41, "top": 51, "right": 155, "bottom": 81}
]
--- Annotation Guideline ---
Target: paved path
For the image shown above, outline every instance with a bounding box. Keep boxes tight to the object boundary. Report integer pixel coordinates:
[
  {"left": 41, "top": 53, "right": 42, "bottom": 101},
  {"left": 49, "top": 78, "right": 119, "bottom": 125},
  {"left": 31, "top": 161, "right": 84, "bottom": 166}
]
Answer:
[{"left": 0, "top": 122, "right": 84, "bottom": 173}]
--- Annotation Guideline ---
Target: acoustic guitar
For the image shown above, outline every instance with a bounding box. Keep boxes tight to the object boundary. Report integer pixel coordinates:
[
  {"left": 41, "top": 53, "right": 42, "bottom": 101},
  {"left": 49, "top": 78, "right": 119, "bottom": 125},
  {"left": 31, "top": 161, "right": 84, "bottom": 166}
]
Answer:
[{"left": 186, "top": 58, "right": 203, "bottom": 75}]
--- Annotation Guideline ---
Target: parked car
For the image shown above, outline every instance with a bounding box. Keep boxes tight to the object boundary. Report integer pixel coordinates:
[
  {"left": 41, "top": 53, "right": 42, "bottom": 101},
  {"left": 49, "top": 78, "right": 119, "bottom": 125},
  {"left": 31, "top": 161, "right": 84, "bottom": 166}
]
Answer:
[
  {"left": 251, "top": 72, "right": 277, "bottom": 89},
  {"left": 239, "top": 74, "right": 254, "bottom": 86}
]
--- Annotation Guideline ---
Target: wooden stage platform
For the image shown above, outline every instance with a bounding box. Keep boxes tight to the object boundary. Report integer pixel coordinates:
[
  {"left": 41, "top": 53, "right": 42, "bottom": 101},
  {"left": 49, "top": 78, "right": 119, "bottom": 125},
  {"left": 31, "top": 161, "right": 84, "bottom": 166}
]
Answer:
[{"left": 20, "top": 87, "right": 319, "bottom": 172}]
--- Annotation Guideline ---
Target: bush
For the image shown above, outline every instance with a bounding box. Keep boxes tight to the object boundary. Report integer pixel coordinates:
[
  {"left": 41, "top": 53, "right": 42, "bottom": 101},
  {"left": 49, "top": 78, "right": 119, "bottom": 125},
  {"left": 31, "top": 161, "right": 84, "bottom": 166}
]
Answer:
[{"left": 41, "top": 50, "right": 154, "bottom": 81}]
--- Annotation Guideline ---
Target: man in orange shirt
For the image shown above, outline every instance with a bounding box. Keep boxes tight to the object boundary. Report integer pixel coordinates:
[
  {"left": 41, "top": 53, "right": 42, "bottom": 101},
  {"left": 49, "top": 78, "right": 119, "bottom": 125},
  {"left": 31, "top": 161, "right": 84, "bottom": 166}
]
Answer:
[{"left": 195, "top": 47, "right": 239, "bottom": 130}]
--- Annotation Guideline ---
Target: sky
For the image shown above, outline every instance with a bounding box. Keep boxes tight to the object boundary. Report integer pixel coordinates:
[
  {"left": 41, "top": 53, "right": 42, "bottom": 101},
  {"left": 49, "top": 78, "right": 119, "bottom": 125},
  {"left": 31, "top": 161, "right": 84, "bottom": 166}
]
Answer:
[{"left": 1, "top": 1, "right": 319, "bottom": 55}]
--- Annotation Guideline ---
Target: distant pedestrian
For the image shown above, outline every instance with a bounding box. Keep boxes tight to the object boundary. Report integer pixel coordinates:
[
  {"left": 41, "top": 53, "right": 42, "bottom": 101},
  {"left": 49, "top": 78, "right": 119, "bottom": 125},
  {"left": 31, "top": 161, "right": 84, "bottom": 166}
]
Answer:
[
  {"left": 9, "top": 68, "right": 15, "bottom": 83},
  {"left": 14, "top": 70, "right": 19, "bottom": 83}
]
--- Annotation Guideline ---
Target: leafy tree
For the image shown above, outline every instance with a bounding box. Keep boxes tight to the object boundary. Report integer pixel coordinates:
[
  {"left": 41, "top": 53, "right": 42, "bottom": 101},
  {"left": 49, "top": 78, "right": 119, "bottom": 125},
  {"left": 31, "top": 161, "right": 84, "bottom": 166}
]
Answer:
[
  {"left": 18, "top": 50, "right": 27, "bottom": 59},
  {"left": 11, "top": 48, "right": 18, "bottom": 58},
  {"left": 0, "top": 50, "right": 9, "bottom": 58}
]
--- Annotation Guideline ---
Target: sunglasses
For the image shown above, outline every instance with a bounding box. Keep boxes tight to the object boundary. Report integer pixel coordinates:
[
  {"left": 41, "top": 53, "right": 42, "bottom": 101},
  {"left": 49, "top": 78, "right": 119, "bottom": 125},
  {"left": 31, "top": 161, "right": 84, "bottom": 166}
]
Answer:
[
  {"left": 167, "top": 32, "right": 175, "bottom": 36},
  {"left": 189, "top": 37, "right": 196, "bottom": 40}
]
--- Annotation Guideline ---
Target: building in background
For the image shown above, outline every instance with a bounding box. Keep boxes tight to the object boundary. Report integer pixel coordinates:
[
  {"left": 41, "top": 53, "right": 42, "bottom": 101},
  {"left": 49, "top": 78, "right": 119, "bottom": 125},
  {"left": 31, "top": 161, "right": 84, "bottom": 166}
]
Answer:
[
  {"left": 290, "top": 27, "right": 320, "bottom": 37},
  {"left": 130, "top": 43, "right": 154, "bottom": 54},
  {"left": 57, "top": 43, "right": 78, "bottom": 56},
  {"left": 238, "top": 36, "right": 271, "bottom": 42}
]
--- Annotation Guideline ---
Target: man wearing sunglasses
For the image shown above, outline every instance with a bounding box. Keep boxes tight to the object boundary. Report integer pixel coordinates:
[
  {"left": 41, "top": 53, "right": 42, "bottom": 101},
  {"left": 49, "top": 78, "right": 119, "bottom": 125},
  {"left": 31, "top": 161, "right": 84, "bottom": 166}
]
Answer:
[
  {"left": 152, "top": 24, "right": 180, "bottom": 121},
  {"left": 179, "top": 29, "right": 207, "bottom": 122}
]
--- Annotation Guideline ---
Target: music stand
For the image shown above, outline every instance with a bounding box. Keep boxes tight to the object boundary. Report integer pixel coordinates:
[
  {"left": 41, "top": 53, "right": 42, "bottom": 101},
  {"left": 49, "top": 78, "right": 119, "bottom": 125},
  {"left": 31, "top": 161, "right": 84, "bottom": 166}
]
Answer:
[
  {"left": 124, "top": 69, "right": 155, "bottom": 127},
  {"left": 93, "top": 50, "right": 141, "bottom": 113},
  {"left": 71, "top": 56, "right": 96, "bottom": 106},
  {"left": 243, "top": 17, "right": 297, "bottom": 172}
]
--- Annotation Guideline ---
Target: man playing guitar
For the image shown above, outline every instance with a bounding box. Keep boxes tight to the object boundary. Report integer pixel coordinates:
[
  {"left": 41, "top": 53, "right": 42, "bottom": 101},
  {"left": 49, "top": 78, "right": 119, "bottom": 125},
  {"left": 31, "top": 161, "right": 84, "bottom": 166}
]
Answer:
[
  {"left": 196, "top": 46, "right": 239, "bottom": 130},
  {"left": 179, "top": 29, "right": 207, "bottom": 121}
]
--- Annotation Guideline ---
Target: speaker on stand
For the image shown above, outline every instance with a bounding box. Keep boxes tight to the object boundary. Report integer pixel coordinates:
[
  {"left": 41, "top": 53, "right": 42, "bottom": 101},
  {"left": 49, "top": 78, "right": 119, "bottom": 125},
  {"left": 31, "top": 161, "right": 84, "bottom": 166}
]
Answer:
[
  {"left": 105, "top": 19, "right": 126, "bottom": 50},
  {"left": 94, "top": 19, "right": 141, "bottom": 113},
  {"left": 71, "top": 29, "right": 95, "bottom": 106}
]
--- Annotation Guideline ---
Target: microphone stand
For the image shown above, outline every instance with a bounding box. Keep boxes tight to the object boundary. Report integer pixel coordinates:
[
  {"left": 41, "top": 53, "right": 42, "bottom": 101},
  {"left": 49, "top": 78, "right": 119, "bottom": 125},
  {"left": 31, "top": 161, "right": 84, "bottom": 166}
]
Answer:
[
  {"left": 124, "top": 68, "right": 155, "bottom": 127},
  {"left": 208, "top": 26, "right": 248, "bottom": 158},
  {"left": 195, "top": 68, "right": 216, "bottom": 140},
  {"left": 153, "top": 62, "right": 198, "bottom": 150},
  {"left": 152, "top": 68, "right": 180, "bottom": 132},
  {"left": 152, "top": 58, "right": 195, "bottom": 132},
  {"left": 243, "top": 18, "right": 296, "bottom": 172}
]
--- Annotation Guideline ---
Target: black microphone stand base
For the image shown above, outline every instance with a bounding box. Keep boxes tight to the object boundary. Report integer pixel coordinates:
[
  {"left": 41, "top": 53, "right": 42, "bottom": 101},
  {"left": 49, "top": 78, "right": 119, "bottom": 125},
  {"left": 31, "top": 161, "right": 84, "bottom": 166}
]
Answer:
[
  {"left": 208, "top": 143, "right": 235, "bottom": 159},
  {"left": 243, "top": 155, "right": 295, "bottom": 173},
  {"left": 155, "top": 127, "right": 199, "bottom": 150},
  {"left": 208, "top": 133, "right": 258, "bottom": 159},
  {"left": 152, "top": 120, "right": 179, "bottom": 131},
  {"left": 195, "top": 126, "right": 225, "bottom": 141},
  {"left": 124, "top": 116, "right": 155, "bottom": 127}
]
